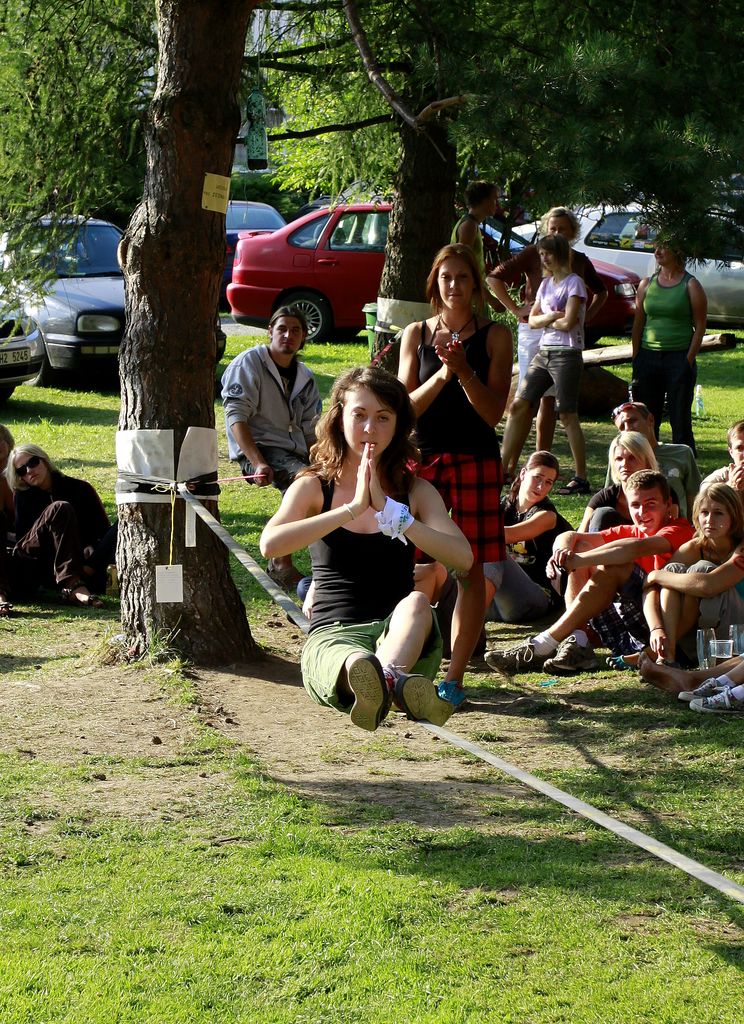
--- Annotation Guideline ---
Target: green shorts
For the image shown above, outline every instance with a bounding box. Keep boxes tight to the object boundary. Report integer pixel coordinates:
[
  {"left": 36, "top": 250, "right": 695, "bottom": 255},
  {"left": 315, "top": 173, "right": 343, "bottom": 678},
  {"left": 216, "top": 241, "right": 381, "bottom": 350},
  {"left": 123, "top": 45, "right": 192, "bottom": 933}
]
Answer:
[{"left": 301, "top": 610, "right": 443, "bottom": 712}]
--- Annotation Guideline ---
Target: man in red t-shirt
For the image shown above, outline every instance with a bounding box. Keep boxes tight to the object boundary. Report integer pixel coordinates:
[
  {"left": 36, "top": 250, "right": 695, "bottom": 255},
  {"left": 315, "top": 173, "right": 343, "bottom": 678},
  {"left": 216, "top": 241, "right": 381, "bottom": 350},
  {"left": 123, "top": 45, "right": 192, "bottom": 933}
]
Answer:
[{"left": 486, "top": 470, "right": 694, "bottom": 674}]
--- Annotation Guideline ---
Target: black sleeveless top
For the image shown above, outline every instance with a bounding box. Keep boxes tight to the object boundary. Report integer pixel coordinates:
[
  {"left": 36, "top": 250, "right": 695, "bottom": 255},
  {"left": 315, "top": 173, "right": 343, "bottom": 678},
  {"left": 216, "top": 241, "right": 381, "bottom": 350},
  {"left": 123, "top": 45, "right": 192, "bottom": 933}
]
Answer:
[
  {"left": 308, "top": 480, "right": 415, "bottom": 632},
  {"left": 415, "top": 321, "right": 500, "bottom": 459}
]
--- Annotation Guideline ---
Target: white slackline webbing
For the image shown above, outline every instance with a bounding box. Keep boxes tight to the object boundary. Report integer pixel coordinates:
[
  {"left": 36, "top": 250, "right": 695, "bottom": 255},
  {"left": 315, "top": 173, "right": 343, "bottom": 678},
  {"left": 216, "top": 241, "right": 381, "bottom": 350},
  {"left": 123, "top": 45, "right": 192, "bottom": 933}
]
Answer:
[
  {"left": 179, "top": 487, "right": 744, "bottom": 906},
  {"left": 420, "top": 723, "right": 744, "bottom": 905},
  {"left": 178, "top": 486, "right": 308, "bottom": 631}
]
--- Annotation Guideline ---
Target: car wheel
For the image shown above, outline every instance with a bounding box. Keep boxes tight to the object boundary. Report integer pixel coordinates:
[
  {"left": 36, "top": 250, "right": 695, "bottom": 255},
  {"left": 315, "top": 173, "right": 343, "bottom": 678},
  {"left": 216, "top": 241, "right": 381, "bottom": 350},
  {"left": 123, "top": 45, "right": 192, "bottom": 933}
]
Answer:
[
  {"left": 0, "top": 386, "right": 15, "bottom": 405},
  {"left": 283, "top": 291, "right": 333, "bottom": 342}
]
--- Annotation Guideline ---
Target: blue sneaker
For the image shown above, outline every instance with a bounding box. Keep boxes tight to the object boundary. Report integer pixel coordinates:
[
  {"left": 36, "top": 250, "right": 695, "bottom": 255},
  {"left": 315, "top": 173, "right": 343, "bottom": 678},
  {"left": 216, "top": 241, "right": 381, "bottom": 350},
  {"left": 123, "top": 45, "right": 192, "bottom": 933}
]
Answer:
[{"left": 436, "top": 680, "right": 466, "bottom": 708}]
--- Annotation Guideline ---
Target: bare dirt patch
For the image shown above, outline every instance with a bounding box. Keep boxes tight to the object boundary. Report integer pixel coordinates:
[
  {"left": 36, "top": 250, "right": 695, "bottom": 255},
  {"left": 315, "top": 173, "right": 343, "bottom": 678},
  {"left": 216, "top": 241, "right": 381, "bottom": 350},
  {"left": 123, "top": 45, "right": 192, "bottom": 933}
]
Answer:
[
  {"left": 193, "top": 616, "right": 634, "bottom": 829},
  {"left": 0, "top": 661, "right": 202, "bottom": 763},
  {"left": 0, "top": 613, "right": 635, "bottom": 830}
]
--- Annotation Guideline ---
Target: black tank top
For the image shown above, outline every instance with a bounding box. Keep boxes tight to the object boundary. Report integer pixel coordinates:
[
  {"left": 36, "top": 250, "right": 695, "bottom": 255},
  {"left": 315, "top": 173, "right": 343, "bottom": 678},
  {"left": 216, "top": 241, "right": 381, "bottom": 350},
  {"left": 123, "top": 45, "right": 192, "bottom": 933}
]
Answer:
[
  {"left": 308, "top": 480, "right": 415, "bottom": 632},
  {"left": 415, "top": 321, "right": 500, "bottom": 458}
]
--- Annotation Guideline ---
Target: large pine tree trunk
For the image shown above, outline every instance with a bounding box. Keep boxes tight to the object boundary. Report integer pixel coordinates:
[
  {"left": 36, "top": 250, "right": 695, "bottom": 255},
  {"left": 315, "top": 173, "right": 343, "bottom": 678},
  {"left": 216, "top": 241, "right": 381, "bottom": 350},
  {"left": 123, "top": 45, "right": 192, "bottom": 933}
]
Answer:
[
  {"left": 373, "top": 120, "right": 456, "bottom": 367},
  {"left": 378, "top": 120, "right": 457, "bottom": 306},
  {"left": 117, "top": 0, "right": 259, "bottom": 663}
]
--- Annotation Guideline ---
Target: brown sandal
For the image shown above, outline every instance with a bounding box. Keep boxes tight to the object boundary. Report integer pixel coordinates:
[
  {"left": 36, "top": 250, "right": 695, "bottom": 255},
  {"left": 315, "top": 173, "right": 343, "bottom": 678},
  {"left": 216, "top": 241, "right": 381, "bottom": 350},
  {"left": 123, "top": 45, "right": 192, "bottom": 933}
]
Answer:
[{"left": 61, "top": 586, "right": 104, "bottom": 608}]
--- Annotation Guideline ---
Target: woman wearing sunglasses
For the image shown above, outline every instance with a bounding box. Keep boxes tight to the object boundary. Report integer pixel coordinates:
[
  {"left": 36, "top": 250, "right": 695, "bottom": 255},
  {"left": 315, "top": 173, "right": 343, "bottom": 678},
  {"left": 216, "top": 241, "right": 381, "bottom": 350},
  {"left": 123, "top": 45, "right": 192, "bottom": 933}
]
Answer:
[{"left": 1, "top": 444, "right": 114, "bottom": 613}]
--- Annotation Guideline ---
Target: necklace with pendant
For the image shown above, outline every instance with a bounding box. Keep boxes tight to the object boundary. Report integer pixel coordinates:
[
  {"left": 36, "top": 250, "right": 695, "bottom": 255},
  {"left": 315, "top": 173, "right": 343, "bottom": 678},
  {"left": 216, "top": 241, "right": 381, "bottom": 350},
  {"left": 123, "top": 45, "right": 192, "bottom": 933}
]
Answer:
[{"left": 438, "top": 314, "right": 472, "bottom": 346}]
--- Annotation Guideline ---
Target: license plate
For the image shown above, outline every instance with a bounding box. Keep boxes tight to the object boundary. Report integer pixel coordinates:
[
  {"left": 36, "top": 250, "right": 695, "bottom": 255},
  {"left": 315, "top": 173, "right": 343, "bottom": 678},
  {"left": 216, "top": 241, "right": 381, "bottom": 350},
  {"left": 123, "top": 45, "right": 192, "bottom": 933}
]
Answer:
[{"left": 0, "top": 347, "right": 30, "bottom": 365}]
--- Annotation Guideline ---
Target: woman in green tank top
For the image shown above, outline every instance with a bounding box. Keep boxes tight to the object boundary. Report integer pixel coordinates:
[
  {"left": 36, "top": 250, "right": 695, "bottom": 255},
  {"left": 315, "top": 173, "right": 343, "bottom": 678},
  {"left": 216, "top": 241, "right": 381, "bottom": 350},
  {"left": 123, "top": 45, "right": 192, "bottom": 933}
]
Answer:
[{"left": 630, "top": 242, "right": 707, "bottom": 454}]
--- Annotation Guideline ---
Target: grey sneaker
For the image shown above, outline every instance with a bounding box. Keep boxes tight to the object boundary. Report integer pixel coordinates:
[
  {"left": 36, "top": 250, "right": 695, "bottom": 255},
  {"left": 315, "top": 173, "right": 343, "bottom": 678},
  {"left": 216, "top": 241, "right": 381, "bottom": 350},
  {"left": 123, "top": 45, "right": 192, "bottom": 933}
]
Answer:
[
  {"left": 395, "top": 674, "right": 456, "bottom": 727},
  {"left": 543, "top": 635, "right": 600, "bottom": 675},
  {"left": 678, "top": 678, "right": 724, "bottom": 703},
  {"left": 346, "top": 654, "right": 389, "bottom": 731},
  {"left": 689, "top": 687, "right": 744, "bottom": 714},
  {"left": 485, "top": 640, "right": 547, "bottom": 675}
]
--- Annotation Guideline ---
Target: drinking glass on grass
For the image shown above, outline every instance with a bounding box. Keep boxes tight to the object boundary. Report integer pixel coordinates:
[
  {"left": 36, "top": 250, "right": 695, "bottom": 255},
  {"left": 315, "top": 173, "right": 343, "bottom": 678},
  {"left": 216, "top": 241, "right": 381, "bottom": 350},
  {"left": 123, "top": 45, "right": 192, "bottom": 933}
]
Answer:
[
  {"left": 709, "top": 639, "right": 734, "bottom": 663},
  {"left": 696, "top": 627, "right": 716, "bottom": 670},
  {"left": 729, "top": 623, "right": 744, "bottom": 657}
]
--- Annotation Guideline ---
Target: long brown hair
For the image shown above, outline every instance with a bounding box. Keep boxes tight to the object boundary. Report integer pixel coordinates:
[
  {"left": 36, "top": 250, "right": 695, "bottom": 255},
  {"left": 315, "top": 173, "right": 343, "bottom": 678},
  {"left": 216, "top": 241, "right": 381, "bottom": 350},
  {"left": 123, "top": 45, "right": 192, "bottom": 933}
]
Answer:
[
  {"left": 505, "top": 451, "right": 560, "bottom": 507},
  {"left": 692, "top": 483, "right": 744, "bottom": 559},
  {"left": 305, "top": 366, "right": 419, "bottom": 496},
  {"left": 425, "top": 243, "right": 487, "bottom": 314}
]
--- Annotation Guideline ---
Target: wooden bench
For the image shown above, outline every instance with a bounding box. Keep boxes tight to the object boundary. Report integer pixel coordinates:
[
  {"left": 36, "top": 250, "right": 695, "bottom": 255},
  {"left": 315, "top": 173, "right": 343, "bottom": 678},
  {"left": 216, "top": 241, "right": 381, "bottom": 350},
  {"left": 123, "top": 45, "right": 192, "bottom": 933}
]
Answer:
[
  {"left": 581, "top": 332, "right": 737, "bottom": 367},
  {"left": 507, "top": 333, "right": 737, "bottom": 416}
]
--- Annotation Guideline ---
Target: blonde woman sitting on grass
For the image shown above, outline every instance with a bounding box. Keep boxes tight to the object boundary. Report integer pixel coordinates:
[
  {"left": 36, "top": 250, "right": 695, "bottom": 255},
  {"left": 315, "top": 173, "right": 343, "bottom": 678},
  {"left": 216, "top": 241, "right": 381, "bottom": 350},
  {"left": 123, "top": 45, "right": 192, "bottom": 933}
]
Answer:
[
  {"left": 578, "top": 431, "right": 660, "bottom": 533},
  {"left": 643, "top": 483, "right": 744, "bottom": 667}
]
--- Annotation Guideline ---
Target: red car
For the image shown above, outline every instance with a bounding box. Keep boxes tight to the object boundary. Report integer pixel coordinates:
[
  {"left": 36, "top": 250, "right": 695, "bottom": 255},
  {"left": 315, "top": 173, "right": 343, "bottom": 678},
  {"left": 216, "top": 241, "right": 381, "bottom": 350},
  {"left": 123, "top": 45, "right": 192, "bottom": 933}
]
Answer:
[
  {"left": 228, "top": 203, "right": 390, "bottom": 340},
  {"left": 228, "top": 203, "right": 638, "bottom": 344},
  {"left": 582, "top": 263, "right": 639, "bottom": 347}
]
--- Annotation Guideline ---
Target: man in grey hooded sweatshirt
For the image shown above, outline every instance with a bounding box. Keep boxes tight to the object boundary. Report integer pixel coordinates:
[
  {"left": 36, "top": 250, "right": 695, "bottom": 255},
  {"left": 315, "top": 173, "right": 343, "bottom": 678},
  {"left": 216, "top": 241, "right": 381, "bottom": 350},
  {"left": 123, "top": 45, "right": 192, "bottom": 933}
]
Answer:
[{"left": 222, "top": 305, "right": 320, "bottom": 587}]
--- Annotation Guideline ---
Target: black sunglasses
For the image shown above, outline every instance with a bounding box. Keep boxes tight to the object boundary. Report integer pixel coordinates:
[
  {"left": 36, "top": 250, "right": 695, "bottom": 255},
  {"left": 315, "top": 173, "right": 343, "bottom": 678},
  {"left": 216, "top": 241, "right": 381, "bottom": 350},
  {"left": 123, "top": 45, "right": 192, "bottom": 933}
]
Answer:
[
  {"left": 16, "top": 455, "right": 42, "bottom": 477},
  {"left": 610, "top": 402, "right": 637, "bottom": 421}
]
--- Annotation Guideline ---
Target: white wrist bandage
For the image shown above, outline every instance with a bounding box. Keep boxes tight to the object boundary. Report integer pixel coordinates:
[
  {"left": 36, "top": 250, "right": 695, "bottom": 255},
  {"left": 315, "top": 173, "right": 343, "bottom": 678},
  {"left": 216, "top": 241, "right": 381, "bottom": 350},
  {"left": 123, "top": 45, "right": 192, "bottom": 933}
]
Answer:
[{"left": 375, "top": 496, "right": 414, "bottom": 544}]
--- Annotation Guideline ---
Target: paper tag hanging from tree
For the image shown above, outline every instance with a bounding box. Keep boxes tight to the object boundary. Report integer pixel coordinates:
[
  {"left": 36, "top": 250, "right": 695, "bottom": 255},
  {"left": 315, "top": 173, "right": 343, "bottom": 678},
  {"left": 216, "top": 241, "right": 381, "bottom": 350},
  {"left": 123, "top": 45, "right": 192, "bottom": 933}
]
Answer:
[
  {"left": 202, "top": 173, "right": 230, "bottom": 213},
  {"left": 155, "top": 564, "right": 184, "bottom": 603}
]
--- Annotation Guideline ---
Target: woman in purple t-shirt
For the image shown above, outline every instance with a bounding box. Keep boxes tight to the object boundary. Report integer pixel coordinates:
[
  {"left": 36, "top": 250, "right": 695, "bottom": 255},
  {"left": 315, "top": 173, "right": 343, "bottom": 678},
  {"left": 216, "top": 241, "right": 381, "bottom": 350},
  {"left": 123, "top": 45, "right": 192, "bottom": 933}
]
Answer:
[{"left": 501, "top": 233, "right": 590, "bottom": 495}]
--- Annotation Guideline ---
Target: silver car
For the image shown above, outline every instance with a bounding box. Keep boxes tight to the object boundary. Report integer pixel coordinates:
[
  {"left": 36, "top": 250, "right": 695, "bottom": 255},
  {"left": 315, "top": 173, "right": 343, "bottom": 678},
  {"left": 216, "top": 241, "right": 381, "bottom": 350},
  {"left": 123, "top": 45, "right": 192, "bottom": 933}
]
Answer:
[
  {"left": 572, "top": 206, "right": 744, "bottom": 325},
  {"left": 1, "top": 217, "right": 125, "bottom": 385},
  {"left": 0, "top": 314, "right": 45, "bottom": 404}
]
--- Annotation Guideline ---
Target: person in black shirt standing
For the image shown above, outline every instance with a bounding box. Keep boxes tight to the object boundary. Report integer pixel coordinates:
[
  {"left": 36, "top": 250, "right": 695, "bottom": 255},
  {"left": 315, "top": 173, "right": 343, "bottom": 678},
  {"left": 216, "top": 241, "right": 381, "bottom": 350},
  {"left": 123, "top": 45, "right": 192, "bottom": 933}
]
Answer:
[
  {"left": 398, "top": 244, "right": 512, "bottom": 708},
  {"left": 416, "top": 452, "right": 571, "bottom": 649}
]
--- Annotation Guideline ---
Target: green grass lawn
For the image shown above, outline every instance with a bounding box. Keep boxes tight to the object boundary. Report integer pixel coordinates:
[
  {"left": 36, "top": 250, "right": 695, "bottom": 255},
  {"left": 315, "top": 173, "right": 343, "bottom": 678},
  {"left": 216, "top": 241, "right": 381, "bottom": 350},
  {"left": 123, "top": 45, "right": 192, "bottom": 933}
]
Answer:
[{"left": 0, "top": 332, "right": 743, "bottom": 1022}]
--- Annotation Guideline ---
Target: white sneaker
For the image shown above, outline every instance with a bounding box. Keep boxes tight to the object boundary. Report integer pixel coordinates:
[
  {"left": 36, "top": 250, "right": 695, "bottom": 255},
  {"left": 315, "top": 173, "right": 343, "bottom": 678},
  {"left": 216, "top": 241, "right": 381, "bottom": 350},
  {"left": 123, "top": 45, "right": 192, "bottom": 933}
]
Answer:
[
  {"left": 689, "top": 687, "right": 744, "bottom": 714},
  {"left": 677, "top": 678, "right": 724, "bottom": 703}
]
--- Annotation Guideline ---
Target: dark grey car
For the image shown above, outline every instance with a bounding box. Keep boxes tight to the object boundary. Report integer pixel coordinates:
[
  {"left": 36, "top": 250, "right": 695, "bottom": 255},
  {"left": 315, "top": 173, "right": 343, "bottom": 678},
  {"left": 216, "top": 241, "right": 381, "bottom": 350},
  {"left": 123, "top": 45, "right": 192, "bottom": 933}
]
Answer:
[
  {"left": 3, "top": 217, "right": 227, "bottom": 386},
  {"left": 19, "top": 219, "right": 125, "bottom": 384}
]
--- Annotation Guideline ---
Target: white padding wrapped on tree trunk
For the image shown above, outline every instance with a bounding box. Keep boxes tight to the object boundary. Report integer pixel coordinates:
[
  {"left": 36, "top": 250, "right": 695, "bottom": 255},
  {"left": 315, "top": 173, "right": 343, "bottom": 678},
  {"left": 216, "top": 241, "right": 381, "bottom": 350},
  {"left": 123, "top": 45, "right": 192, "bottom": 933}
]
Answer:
[
  {"left": 115, "top": 427, "right": 218, "bottom": 504},
  {"left": 115, "top": 427, "right": 219, "bottom": 548}
]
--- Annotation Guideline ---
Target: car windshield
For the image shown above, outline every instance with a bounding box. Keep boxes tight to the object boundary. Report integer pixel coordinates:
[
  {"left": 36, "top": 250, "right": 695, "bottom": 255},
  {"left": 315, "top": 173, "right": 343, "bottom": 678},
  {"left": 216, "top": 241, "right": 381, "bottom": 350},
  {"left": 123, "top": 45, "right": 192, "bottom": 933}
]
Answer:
[
  {"left": 41, "top": 223, "right": 123, "bottom": 278},
  {"left": 226, "top": 204, "right": 285, "bottom": 231},
  {"left": 585, "top": 212, "right": 657, "bottom": 253}
]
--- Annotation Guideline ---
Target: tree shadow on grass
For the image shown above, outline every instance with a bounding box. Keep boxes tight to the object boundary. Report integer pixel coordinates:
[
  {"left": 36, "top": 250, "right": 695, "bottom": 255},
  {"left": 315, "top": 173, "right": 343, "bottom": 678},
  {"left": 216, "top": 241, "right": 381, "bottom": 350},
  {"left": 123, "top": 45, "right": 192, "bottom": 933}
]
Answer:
[
  {"left": 259, "top": 768, "right": 744, "bottom": 950},
  {"left": 0, "top": 652, "right": 50, "bottom": 674},
  {"left": 207, "top": 649, "right": 744, "bottom": 949},
  {"left": 3, "top": 394, "right": 119, "bottom": 427}
]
